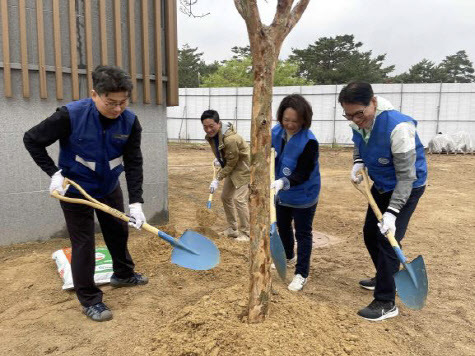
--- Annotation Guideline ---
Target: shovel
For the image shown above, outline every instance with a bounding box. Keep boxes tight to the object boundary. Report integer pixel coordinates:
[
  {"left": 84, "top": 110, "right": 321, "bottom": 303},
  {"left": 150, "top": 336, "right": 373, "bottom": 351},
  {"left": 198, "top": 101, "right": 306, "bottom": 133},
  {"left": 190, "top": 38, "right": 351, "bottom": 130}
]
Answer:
[
  {"left": 207, "top": 162, "right": 218, "bottom": 209},
  {"left": 51, "top": 178, "right": 220, "bottom": 271},
  {"left": 352, "top": 169, "right": 428, "bottom": 310},
  {"left": 270, "top": 148, "right": 287, "bottom": 282}
]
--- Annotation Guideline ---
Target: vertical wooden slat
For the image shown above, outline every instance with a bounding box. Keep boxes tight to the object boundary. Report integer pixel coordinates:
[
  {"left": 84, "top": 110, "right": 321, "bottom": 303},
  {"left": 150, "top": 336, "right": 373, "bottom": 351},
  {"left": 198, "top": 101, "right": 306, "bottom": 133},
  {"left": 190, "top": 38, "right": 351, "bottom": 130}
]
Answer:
[
  {"left": 153, "top": 0, "right": 163, "bottom": 105},
  {"left": 99, "top": 0, "right": 108, "bottom": 65},
  {"left": 18, "top": 0, "right": 30, "bottom": 97},
  {"left": 52, "top": 0, "right": 63, "bottom": 99},
  {"left": 128, "top": 0, "right": 137, "bottom": 102},
  {"left": 84, "top": 0, "right": 93, "bottom": 93},
  {"left": 69, "top": 0, "right": 79, "bottom": 100},
  {"left": 141, "top": 0, "right": 150, "bottom": 103},
  {"left": 165, "top": 0, "right": 178, "bottom": 106},
  {"left": 1, "top": 0, "right": 12, "bottom": 97},
  {"left": 36, "top": 0, "right": 47, "bottom": 98},
  {"left": 113, "top": 0, "right": 122, "bottom": 67}
]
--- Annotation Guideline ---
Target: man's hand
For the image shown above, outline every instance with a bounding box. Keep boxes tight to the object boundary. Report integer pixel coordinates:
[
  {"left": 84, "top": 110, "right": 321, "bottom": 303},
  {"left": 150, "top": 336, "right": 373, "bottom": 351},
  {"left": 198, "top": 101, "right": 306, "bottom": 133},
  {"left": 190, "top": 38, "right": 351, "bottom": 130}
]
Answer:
[
  {"left": 128, "top": 203, "right": 146, "bottom": 229},
  {"left": 270, "top": 179, "right": 284, "bottom": 195},
  {"left": 213, "top": 158, "right": 221, "bottom": 168},
  {"left": 49, "top": 170, "right": 69, "bottom": 196},
  {"left": 209, "top": 179, "right": 219, "bottom": 194},
  {"left": 351, "top": 162, "right": 365, "bottom": 184},
  {"left": 378, "top": 211, "right": 397, "bottom": 236}
]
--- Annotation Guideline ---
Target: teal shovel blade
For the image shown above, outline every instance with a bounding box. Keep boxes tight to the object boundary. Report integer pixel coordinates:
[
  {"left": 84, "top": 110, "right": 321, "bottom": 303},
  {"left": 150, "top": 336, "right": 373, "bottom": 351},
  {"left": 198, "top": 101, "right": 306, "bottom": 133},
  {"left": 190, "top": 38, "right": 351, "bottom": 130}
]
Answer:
[
  {"left": 394, "top": 255, "right": 428, "bottom": 310},
  {"left": 270, "top": 222, "right": 287, "bottom": 282},
  {"left": 169, "top": 230, "right": 220, "bottom": 270}
]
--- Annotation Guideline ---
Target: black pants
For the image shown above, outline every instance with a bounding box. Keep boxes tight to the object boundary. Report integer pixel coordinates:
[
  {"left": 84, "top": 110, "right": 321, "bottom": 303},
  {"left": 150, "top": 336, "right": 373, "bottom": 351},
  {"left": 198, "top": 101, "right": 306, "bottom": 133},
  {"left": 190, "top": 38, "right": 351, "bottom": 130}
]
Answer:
[
  {"left": 276, "top": 203, "right": 317, "bottom": 279},
  {"left": 60, "top": 185, "right": 135, "bottom": 307},
  {"left": 364, "top": 185, "right": 425, "bottom": 302}
]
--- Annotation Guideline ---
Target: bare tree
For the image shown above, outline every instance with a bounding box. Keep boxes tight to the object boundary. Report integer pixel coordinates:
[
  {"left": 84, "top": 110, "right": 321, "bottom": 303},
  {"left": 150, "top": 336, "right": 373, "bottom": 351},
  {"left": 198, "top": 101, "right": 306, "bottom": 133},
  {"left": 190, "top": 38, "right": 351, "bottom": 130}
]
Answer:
[
  {"left": 233, "top": 0, "right": 310, "bottom": 323},
  {"left": 179, "top": 0, "right": 210, "bottom": 18}
]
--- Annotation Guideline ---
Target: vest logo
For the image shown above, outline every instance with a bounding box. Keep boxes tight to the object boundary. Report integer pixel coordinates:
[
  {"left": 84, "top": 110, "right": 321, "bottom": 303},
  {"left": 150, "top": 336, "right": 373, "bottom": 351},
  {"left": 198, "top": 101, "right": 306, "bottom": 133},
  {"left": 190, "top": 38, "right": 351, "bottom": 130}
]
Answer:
[
  {"left": 113, "top": 134, "right": 129, "bottom": 140},
  {"left": 378, "top": 157, "right": 390, "bottom": 165},
  {"left": 283, "top": 167, "right": 292, "bottom": 176},
  {"left": 95, "top": 252, "right": 105, "bottom": 261}
]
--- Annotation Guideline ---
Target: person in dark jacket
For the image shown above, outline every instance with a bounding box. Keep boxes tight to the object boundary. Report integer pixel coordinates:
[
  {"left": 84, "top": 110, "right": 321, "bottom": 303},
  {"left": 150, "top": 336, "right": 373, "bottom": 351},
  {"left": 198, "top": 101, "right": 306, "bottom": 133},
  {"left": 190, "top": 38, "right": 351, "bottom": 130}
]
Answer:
[
  {"left": 339, "top": 82, "right": 427, "bottom": 321},
  {"left": 271, "top": 94, "right": 321, "bottom": 292},
  {"left": 24, "top": 65, "right": 148, "bottom": 322}
]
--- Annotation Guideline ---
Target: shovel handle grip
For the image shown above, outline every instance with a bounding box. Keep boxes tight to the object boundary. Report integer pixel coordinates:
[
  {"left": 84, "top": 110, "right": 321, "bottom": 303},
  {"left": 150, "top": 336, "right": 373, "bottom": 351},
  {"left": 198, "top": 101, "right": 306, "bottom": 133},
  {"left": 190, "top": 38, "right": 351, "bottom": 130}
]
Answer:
[
  {"left": 270, "top": 148, "right": 277, "bottom": 224},
  {"left": 352, "top": 169, "right": 406, "bottom": 262}
]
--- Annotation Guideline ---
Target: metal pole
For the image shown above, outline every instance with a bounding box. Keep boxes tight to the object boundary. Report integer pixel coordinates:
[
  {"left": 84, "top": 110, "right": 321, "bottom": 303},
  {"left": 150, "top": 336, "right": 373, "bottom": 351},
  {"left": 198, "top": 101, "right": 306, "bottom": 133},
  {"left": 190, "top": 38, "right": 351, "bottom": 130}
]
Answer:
[
  {"left": 399, "top": 83, "right": 403, "bottom": 111},
  {"left": 332, "top": 84, "right": 338, "bottom": 147},
  {"left": 235, "top": 87, "right": 239, "bottom": 130},
  {"left": 435, "top": 82, "right": 443, "bottom": 134}
]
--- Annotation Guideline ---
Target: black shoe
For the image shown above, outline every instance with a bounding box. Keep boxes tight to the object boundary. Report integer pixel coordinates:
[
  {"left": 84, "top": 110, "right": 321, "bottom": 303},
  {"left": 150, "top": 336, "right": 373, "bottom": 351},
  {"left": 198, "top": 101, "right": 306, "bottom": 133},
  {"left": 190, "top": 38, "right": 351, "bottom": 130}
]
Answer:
[
  {"left": 82, "top": 302, "right": 113, "bottom": 322},
  {"left": 359, "top": 277, "right": 376, "bottom": 290},
  {"left": 357, "top": 299, "right": 399, "bottom": 321},
  {"left": 110, "top": 272, "right": 149, "bottom": 288}
]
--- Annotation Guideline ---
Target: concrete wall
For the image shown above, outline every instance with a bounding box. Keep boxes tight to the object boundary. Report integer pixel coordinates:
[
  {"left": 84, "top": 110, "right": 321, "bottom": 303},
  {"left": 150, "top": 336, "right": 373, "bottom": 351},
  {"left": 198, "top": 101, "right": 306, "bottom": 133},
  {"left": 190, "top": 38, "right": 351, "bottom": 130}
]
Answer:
[{"left": 0, "top": 70, "right": 169, "bottom": 246}]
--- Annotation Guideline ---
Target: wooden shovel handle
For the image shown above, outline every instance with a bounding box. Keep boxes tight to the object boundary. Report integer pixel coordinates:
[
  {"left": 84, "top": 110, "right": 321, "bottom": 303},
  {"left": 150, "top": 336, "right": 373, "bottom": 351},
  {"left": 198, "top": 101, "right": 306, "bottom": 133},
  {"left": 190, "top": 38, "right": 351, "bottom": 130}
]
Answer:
[
  {"left": 208, "top": 161, "right": 218, "bottom": 202},
  {"left": 270, "top": 148, "right": 277, "bottom": 224}
]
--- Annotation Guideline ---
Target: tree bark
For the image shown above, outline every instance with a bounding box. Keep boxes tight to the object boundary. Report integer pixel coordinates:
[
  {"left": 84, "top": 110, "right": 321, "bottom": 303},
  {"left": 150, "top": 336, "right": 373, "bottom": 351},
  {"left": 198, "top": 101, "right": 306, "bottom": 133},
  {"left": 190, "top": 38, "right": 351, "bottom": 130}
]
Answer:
[{"left": 234, "top": 0, "right": 310, "bottom": 323}]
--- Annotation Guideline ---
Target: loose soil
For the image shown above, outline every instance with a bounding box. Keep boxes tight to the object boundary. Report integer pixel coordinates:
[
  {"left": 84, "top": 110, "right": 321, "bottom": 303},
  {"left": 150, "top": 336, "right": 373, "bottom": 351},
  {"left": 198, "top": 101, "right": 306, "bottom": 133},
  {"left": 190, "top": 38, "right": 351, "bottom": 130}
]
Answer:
[{"left": 0, "top": 144, "right": 474, "bottom": 356}]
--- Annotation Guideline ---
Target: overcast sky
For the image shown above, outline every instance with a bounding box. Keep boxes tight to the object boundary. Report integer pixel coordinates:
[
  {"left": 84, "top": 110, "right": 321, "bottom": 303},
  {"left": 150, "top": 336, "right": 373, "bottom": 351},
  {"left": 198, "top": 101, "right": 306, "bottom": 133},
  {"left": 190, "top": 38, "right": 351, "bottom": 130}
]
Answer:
[{"left": 177, "top": 0, "right": 475, "bottom": 74}]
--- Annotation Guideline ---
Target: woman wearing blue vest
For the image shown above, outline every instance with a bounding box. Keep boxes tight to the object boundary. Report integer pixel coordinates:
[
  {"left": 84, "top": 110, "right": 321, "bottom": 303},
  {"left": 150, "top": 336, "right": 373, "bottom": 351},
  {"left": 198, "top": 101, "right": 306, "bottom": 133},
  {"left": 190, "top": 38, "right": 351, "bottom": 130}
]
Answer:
[
  {"left": 339, "top": 82, "right": 427, "bottom": 321},
  {"left": 271, "top": 94, "right": 321, "bottom": 292},
  {"left": 24, "top": 66, "right": 148, "bottom": 322}
]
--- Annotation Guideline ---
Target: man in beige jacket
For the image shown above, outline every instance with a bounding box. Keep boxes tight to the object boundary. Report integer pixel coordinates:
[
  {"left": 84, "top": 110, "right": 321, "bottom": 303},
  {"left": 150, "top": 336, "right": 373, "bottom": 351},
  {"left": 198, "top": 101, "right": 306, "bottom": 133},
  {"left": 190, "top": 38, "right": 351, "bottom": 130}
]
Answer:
[{"left": 201, "top": 110, "right": 250, "bottom": 241}]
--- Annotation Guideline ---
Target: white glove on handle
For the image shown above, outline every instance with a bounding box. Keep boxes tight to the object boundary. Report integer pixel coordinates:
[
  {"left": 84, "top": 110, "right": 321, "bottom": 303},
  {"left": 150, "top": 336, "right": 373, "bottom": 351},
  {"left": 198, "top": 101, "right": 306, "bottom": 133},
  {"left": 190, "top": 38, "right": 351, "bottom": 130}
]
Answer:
[
  {"left": 270, "top": 179, "right": 284, "bottom": 195},
  {"left": 49, "top": 170, "right": 69, "bottom": 196},
  {"left": 351, "top": 162, "right": 365, "bottom": 184},
  {"left": 213, "top": 158, "right": 221, "bottom": 168},
  {"left": 378, "top": 212, "right": 397, "bottom": 237},
  {"left": 129, "top": 203, "right": 146, "bottom": 230},
  {"left": 209, "top": 179, "right": 219, "bottom": 194}
]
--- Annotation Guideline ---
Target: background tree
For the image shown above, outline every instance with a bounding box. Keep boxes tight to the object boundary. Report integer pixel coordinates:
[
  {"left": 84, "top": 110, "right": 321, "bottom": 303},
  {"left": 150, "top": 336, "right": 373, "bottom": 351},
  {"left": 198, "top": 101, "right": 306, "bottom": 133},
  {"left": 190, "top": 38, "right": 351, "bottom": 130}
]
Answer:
[
  {"left": 231, "top": 45, "right": 252, "bottom": 60},
  {"left": 438, "top": 50, "right": 475, "bottom": 83},
  {"left": 233, "top": 0, "right": 310, "bottom": 323},
  {"left": 392, "top": 59, "right": 445, "bottom": 83},
  {"left": 178, "top": 44, "right": 218, "bottom": 87},
  {"left": 290, "top": 34, "right": 394, "bottom": 84}
]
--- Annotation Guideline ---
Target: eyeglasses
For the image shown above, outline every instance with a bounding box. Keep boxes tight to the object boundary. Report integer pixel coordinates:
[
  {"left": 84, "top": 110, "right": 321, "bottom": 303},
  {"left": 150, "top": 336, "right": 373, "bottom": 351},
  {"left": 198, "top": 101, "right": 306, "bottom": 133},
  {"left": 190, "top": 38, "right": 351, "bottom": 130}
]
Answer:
[
  {"left": 342, "top": 106, "right": 368, "bottom": 121},
  {"left": 97, "top": 94, "right": 129, "bottom": 109}
]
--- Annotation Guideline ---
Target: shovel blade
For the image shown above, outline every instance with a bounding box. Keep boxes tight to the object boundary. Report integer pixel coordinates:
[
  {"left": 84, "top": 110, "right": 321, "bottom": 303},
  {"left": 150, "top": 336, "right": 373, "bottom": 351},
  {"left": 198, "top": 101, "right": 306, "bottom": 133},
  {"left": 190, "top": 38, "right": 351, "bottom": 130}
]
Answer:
[
  {"left": 171, "top": 230, "right": 220, "bottom": 270},
  {"left": 270, "top": 222, "right": 287, "bottom": 282},
  {"left": 394, "top": 255, "right": 428, "bottom": 310}
]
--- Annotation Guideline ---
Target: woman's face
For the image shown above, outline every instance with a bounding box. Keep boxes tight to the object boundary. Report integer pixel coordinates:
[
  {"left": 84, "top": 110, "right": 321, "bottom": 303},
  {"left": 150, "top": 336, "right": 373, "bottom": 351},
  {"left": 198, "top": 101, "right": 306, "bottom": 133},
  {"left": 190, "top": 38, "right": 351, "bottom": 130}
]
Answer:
[
  {"left": 282, "top": 108, "right": 303, "bottom": 135},
  {"left": 341, "top": 97, "right": 377, "bottom": 130}
]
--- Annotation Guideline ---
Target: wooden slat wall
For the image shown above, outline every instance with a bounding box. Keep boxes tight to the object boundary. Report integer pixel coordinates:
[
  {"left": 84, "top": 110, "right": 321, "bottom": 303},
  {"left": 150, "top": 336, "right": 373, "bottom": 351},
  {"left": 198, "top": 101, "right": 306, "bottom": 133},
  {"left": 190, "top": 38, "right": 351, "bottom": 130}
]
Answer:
[
  {"left": 165, "top": 0, "right": 178, "bottom": 106},
  {"left": 36, "top": 0, "right": 47, "bottom": 98},
  {"left": 0, "top": 0, "right": 177, "bottom": 106},
  {"left": 154, "top": 0, "right": 163, "bottom": 105},
  {"left": 18, "top": 0, "right": 29, "bottom": 97},
  {"left": 1, "top": 0, "right": 12, "bottom": 97},
  {"left": 52, "top": 0, "right": 63, "bottom": 99}
]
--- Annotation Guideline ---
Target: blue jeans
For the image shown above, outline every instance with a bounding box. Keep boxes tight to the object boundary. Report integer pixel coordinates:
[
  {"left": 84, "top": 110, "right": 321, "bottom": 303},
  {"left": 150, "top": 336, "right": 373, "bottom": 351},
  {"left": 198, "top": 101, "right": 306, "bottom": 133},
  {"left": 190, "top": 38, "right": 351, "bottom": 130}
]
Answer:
[{"left": 275, "top": 203, "right": 317, "bottom": 278}]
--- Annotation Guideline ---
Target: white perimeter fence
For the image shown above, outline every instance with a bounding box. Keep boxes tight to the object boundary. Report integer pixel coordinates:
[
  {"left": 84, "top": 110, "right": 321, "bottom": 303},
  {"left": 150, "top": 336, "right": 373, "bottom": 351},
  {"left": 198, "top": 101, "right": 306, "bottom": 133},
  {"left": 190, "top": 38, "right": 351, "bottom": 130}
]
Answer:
[{"left": 167, "top": 83, "right": 475, "bottom": 147}]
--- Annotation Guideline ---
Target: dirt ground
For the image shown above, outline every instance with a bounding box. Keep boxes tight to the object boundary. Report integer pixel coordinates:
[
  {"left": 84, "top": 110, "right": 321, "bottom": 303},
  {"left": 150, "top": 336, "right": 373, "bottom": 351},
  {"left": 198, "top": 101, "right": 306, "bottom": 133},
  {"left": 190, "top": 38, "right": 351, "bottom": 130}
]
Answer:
[{"left": 1, "top": 144, "right": 474, "bottom": 356}]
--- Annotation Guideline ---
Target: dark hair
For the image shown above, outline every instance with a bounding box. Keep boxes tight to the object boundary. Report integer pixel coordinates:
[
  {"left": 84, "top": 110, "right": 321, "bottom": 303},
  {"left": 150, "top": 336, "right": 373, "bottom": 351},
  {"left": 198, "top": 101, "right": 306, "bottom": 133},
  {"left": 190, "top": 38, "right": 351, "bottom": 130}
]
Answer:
[
  {"left": 92, "top": 65, "right": 133, "bottom": 96},
  {"left": 338, "top": 82, "right": 374, "bottom": 106},
  {"left": 200, "top": 109, "right": 220, "bottom": 123},
  {"left": 276, "top": 94, "right": 313, "bottom": 129}
]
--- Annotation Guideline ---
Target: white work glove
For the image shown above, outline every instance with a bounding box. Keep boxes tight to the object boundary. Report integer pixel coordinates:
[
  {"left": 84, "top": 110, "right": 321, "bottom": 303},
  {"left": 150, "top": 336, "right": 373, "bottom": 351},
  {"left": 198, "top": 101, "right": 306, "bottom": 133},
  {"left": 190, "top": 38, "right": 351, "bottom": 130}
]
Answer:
[
  {"left": 128, "top": 203, "right": 146, "bottom": 230},
  {"left": 213, "top": 158, "right": 221, "bottom": 168},
  {"left": 378, "top": 211, "right": 397, "bottom": 237},
  {"left": 49, "top": 170, "right": 69, "bottom": 196},
  {"left": 209, "top": 179, "right": 219, "bottom": 194},
  {"left": 351, "top": 162, "right": 365, "bottom": 184},
  {"left": 270, "top": 179, "right": 284, "bottom": 195}
]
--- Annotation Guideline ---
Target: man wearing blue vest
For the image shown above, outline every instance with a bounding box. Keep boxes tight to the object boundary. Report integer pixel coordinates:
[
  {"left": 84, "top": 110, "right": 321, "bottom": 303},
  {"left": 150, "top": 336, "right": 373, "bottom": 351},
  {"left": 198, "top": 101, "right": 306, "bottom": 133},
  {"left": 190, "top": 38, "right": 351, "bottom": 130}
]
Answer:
[
  {"left": 271, "top": 94, "right": 321, "bottom": 292},
  {"left": 339, "top": 82, "right": 427, "bottom": 321},
  {"left": 24, "top": 65, "right": 148, "bottom": 322}
]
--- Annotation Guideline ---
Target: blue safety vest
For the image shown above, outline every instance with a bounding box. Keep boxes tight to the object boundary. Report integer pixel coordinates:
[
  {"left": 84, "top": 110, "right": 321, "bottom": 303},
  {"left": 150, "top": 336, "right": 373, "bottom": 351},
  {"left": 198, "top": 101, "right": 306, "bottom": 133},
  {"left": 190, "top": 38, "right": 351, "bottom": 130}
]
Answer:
[
  {"left": 272, "top": 124, "right": 321, "bottom": 207},
  {"left": 58, "top": 98, "right": 135, "bottom": 197},
  {"left": 352, "top": 110, "right": 427, "bottom": 192}
]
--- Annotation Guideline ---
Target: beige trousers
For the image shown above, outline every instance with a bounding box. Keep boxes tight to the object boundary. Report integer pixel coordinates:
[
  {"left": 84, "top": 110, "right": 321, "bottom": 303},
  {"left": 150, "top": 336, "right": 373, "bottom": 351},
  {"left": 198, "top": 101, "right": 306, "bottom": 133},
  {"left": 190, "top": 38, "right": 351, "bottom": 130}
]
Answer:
[{"left": 221, "top": 177, "right": 250, "bottom": 236}]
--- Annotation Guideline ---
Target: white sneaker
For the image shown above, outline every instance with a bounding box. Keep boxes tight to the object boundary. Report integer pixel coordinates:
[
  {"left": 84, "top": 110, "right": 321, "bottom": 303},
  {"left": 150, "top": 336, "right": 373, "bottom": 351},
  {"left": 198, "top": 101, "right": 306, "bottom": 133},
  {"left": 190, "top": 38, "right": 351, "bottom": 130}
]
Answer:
[
  {"left": 288, "top": 274, "right": 307, "bottom": 291},
  {"left": 235, "top": 233, "right": 250, "bottom": 242},
  {"left": 271, "top": 255, "right": 297, "bottom": 269},
  {"left": 221, "top": 228, "right": 238, "bottom": 238}
]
